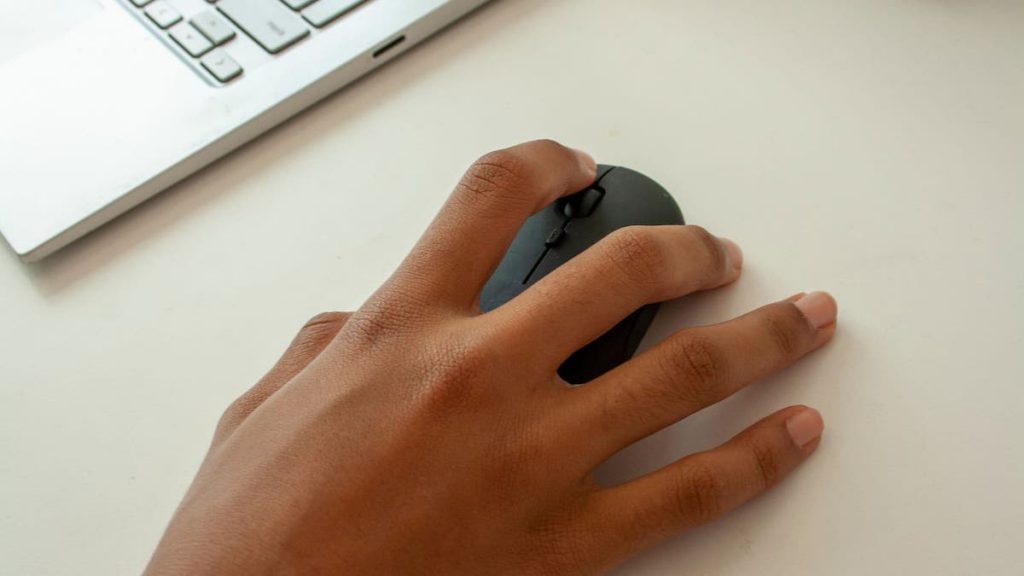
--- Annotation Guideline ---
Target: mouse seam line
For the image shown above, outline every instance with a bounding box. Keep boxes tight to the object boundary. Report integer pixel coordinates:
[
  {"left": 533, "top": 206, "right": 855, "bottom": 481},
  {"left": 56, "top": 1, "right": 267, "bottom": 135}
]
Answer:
[{"left": 522, "top": 216, "right": 573, "bottom": 285}]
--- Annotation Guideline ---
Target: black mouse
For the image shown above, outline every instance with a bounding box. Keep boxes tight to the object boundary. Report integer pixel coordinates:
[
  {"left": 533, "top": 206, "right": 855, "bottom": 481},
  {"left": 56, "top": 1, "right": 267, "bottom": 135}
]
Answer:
[{"left": 480, "top": 165, "right": 685, "bottom": 384}]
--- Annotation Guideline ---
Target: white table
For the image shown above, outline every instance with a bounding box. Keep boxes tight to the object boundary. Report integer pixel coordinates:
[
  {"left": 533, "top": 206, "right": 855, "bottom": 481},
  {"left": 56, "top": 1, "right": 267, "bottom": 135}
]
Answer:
[{"left": 2, "top": 1, "right": 1022, "bottom": 574}]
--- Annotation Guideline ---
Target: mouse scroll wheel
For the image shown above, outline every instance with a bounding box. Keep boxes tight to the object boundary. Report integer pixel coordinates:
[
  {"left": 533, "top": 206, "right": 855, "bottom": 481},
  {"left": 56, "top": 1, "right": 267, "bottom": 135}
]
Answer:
[{"left": 561, "top": 187, "right": 605, "bottom": 218}]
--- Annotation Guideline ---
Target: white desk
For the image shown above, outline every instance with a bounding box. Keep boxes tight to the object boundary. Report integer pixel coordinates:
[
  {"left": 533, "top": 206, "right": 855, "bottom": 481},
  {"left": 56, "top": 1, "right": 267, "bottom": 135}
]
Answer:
[{"left": 2, "top": 1, "right": 1022, "bottom": 574}]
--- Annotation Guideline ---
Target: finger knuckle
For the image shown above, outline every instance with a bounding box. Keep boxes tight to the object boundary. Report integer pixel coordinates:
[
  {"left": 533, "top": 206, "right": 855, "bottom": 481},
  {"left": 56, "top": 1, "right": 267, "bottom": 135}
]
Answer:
[
  {"left": 673, "top": 462, "right": 727, "bottom": 525},
  {"left": 603, "top": 226, "right": 667, "bottom": 288},
  {"left": 417, "top": 333, "right": 494, "bottom": 415},
  {"left": 343, "top": 289, "right": 428, "bottom": 347},
  {"left": 747, "top": 439, "right": 783, "bottom": 489},
  {"left": 522, "top": 504, "right": 594, "bottom": 576},
  {"left": 761, "top": 304, "right": 812, "bottom": 357},
  {"left": 343, "top": 308, "right": 395, "bottom": 346},
  {"left": 494, "top": 428, "right": 557, "bottom": 493},
  {"left": 601, "top": 376, "right": 661, "bottom": 430},
  {"left": 501, "top": 435, "right": 545, "bottom": 478},
  {"left": 613, "top": 359, "right": 683, "bottom": 425},
  {"left": 302, "top": 311, "right": 347, "bottom": 330},
  {"left": 681, "top": 225, "right": 727, "bottom": 282},
  {"left": 524, "top": 138, "right": 564, "bottom": 156},
  {"left": 217, "top": 390, "right": 261, "bottom": 432},
  {"left": 292, "top": 312, "right": 346, "bottom": 351},
  {"left": 455, "top": 149, "right": 533, "bottom": 213},
  {"left": 660, "top": 335, "right": 726, "bottom": 406}
]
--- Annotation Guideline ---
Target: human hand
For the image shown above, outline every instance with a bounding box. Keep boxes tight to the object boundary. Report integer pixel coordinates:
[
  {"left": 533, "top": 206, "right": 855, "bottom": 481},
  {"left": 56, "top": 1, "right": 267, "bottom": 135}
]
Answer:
[{"left": 146, "top": 140, "right": 837, "bottom": 575}]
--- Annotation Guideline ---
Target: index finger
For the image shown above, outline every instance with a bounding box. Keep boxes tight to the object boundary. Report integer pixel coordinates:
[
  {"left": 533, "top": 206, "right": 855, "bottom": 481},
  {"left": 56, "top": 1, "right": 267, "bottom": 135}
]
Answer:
[{"left": 393, "top": 140, "right": 596, "bottom": 310}]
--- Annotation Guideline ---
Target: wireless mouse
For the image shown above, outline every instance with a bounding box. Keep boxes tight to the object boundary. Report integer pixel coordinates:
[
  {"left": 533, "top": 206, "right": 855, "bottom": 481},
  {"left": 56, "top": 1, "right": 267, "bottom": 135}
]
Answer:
[{"left": 481, "top": 165, "right": 685, "bottom": 384}]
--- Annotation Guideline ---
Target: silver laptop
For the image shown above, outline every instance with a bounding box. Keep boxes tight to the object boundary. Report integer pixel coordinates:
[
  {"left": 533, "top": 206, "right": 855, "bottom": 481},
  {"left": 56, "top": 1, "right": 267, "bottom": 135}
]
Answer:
[{"left": 0, "top": 0, "right": 489, "bottom": 261}]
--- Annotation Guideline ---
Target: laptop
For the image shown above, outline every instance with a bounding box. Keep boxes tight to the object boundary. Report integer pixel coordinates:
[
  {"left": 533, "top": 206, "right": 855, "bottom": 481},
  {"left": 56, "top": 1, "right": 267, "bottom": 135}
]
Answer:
[{"left": 0, "top": 0, "right": 490, "bottom": 262}]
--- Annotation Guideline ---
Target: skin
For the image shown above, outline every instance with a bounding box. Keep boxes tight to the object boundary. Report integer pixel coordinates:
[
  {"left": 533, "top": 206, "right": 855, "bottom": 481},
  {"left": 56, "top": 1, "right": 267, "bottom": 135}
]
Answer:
[{"left": 145, "top": 140, "right": 838, "bottom": 575}]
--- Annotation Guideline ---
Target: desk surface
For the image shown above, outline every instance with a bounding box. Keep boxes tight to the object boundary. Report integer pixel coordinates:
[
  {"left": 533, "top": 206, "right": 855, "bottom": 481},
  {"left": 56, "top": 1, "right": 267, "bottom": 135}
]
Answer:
[{"left": 2, "top": 1, "right": 1023, "bottom": 574}]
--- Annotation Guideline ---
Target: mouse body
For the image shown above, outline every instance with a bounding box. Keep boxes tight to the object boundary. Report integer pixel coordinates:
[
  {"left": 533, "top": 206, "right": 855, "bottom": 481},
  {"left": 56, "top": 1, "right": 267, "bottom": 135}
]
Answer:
[{"left": 481, "top": 165, "right": 684, "bottom": 384}]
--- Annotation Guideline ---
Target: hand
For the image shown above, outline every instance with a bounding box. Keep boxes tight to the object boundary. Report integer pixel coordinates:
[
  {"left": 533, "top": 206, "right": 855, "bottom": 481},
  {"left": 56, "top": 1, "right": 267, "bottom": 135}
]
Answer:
[{"left": 146, "top": 140, "right": 837, "bottom": 575}]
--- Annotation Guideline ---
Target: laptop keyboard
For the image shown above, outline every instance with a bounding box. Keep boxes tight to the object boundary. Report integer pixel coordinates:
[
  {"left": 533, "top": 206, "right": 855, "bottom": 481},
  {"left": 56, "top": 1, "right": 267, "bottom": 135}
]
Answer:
[{"left": 126, "top": 0, "right": 371, "bottom": 84}]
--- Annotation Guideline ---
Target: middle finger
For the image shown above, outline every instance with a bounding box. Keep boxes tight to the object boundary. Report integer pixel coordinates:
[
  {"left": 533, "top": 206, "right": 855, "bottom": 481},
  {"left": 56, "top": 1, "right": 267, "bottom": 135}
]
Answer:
[{"left": 488, "top": 225, "right": 742, "bottom": 369}]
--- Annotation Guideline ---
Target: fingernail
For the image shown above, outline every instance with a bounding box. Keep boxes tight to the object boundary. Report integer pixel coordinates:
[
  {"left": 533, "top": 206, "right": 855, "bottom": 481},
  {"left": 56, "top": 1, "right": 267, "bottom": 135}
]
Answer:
[
  {"left": 720, "top": 238, "right": 743, "bottom": 270},
  {"left": 794, "top": 291, "right": 837, "bottom": 329},
  {"left": 571, "top": 148, "right": 597, "bottom": 176},
  {"left": 786, "top": 408, "right": 824, "bottom": 449}
]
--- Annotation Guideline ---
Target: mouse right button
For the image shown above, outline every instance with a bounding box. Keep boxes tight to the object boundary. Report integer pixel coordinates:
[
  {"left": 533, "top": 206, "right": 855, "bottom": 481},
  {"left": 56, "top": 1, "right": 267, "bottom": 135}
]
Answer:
[{"left": 597, "top": 167, "right": 685, "bottom": 226}]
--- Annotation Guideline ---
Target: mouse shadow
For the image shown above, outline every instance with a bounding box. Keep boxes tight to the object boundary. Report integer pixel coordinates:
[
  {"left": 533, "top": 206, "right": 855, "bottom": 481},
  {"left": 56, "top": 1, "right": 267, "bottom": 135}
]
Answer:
[{"left": 13, "top": 0, "right": 540, "bottom": 297}]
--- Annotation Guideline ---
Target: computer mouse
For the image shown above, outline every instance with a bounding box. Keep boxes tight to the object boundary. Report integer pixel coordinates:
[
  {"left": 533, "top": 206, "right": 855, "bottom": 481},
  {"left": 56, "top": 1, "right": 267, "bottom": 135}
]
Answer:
[{"left": 480, "top": 165, "right": 685, "bottom": 384}]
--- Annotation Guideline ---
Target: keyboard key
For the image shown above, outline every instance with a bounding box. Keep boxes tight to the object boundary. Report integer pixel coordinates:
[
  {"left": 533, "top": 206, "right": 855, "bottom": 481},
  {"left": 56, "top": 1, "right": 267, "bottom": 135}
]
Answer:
[
  {"left": 130, "top": 0, "right": 154, "bottom": 7},
  {"left": 191, "top": 11, "right": 236, "bottom": 46},
  {"left": 217, "top": 0, "right": 309, "bottom": 54},
  {"left": 200, "top": 49, "right": 243, "bottom": 83},
  {"left": 282, "top": 0, "right": 318, "bottom": 9},
  {"left": 145, "top": 1, "right": 182, "bottom": 29},
  {"left": 302, "top": 0, "right": 369, "bottom": 28},
  {"left": 169, "top": 23, "right": 214, "bottom": 57}
]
